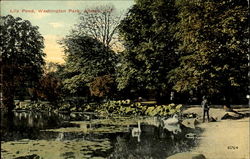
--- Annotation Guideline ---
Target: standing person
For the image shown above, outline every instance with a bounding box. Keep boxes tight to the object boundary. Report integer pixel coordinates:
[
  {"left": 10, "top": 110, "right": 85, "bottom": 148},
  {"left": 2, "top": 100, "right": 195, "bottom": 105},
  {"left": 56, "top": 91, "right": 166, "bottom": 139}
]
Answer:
[{"left": 201, "top": 96, "right": 210, "bottom": 122}]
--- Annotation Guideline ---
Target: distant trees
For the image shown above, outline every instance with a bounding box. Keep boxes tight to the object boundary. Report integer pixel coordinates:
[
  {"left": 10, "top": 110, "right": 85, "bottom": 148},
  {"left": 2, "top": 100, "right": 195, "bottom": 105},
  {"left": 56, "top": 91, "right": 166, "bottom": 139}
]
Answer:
[
  {"left": 59, "top": 5, "right": 121, "bottom": 99},
  {"left": 169, "top": 0, "right": 249, "bottom": 104},
  {"left": 0, "top": 15, "right": 45, "bottom": 112},
  {"left": 60, "top": 34, "right": 117, "bottom": 97},
  {"left": 117, "top": 0, "right": 179, "bottom": 101},
  {"left": 33, "top": 62, "right": 63, "bottom": 106}
]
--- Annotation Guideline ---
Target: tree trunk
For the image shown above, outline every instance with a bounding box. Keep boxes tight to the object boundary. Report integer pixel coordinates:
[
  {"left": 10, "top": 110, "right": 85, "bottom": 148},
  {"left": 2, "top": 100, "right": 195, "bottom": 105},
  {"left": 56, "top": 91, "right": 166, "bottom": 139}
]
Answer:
[
  {"left": 3, "top": 66, "right": 16, "bottom": 115},
  {"left": 3, "top": 86, "right": 15, "bottom": 115}
]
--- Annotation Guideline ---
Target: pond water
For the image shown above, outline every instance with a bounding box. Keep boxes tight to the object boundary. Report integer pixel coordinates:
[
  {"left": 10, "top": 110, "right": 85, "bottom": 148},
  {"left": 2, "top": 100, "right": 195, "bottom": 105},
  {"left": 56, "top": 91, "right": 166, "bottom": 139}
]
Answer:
[{"left": 1, "top": 111, "right": 201, "bottom": 159}]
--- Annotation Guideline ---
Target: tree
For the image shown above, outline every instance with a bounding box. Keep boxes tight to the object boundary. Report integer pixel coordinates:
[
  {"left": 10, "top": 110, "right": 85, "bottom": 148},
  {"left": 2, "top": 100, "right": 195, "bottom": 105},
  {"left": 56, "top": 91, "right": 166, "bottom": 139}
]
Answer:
[
  {"left": 59, "top": 5, "right": 122, "bottom": 99},
  {"left": 0, "top": 15, "right": 45, "bottom": 113},
  {"left": 59, "top": 34, "right": 118, "bottom": 97},
  {"left": 28, "top": 62, "right": 64, "bottom": 106},
  {"left": 75, "top": 5, "right": 122, "bottom": 49},
  {"left": 43, "top": 62, "right": 64, "bottom": 76},
  {"left": 169, "top": 0, "right": 249, "bottom": 105},
  {"left": 117, "top": 0, "right": 179, "bottom": 101},
  {"left": 89, "top": 75, "right": 115, "bottom": 97},
  {"left": 36, "top": 73, "right": 63, "bottom": 106}
]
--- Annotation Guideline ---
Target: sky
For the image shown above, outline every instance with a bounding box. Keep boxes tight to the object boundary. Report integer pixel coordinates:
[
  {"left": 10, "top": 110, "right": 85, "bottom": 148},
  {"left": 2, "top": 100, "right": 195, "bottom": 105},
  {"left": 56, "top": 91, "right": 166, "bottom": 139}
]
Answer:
[{"left": 1, "top": 0, "right": 134, "bottom": 63}]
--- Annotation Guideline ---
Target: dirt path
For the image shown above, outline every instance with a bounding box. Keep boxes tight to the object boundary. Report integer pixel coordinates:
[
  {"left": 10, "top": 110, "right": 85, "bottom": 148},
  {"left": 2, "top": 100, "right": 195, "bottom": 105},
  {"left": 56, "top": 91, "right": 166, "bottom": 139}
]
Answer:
[{"left": 183, "top": 107, "right": 250, "bottom": 159}]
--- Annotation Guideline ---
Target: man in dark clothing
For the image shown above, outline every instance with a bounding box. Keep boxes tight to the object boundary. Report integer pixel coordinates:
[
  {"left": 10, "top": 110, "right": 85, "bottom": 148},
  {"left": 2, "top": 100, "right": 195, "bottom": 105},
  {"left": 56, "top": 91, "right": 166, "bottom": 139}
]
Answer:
[{"left": 201, "top": 96, "right": 210, "bottom": 122}]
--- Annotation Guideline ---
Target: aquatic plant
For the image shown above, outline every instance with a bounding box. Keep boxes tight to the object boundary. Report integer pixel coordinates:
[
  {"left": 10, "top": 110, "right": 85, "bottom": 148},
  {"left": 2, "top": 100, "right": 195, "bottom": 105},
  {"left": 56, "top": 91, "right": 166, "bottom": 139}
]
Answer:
[
  {"left": 97, "top": 100, "right": 182, "bottom": 117},
  {"left": 1, "top": 139, "right": 111, "bottom": 159}
]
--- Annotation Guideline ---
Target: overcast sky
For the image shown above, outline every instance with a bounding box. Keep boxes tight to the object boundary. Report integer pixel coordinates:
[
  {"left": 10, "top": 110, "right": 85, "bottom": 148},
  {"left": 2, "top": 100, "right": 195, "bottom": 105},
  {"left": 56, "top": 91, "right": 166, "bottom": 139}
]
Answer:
[{"left": 1, "top": 0, "right": 134, "bottom": 63}]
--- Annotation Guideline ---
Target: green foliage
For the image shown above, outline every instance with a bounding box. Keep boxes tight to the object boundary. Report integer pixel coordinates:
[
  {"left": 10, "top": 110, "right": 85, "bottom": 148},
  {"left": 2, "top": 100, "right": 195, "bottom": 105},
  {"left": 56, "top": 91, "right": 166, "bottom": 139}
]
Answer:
[
  {"left": 58, "top": 103, "right": 72, "bottom": 111},
  {"left": 15, "top": 101, "right": 53, "bottom": 111},
  {"left": 59, "top": 34, "right": 118, "bottom": 95},
  {"left": 59, "top": 5, "right": 122, "bottom": 98},
  {"left": 144, "top": 103, "right": 182, "bottom": 116},
  {"left": 116, "top": 0, "right": 179, "bottom": 96},
  {"left": 98, "top": 100, "right": 182, "bottom": 116},
  {"left": 0, "top": 15, "right": 45, "bottom": 111},
  {"left": 43, "top": 62, "right": 65, "bottom": 79},
  {"left": 169, "top": 0, "right": 248, "bottom": 98},
  {"left": 57, "top": 97, "right": 97, "bottom": 112}
]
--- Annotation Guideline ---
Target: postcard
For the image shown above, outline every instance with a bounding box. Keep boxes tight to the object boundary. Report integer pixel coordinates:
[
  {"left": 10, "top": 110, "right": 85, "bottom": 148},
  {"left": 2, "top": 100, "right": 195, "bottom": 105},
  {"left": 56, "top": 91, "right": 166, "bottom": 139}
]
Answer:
[{"left": 1, "top": 0, "right": 249, "bottom": 159}]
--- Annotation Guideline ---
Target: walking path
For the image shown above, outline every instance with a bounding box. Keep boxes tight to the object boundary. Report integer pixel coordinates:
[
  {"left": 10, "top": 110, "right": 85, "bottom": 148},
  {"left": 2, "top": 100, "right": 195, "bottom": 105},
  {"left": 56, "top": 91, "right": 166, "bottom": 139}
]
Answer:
[{"left": 184, "top": 107, "right": 250, "bottom": 159}]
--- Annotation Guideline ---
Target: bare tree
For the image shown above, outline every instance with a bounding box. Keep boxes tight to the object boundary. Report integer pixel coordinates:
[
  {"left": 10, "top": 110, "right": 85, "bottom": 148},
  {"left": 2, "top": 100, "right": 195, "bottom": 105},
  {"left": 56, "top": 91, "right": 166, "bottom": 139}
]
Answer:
[{"left": 75, "top": 5, "right": 123, "bottom": 49}]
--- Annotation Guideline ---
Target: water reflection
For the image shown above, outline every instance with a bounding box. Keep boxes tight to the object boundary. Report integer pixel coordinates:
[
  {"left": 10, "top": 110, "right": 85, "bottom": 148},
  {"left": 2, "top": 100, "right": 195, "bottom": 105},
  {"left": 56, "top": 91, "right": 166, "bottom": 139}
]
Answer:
[
  {"left": 108, "top": 124, "right": 198, "bottom": 159},
  {"left": 1, "top": 111, "right": 201, "bottom": 159},
  {"left": 163, "top": 124, "right": 182, "bottom": 135}
]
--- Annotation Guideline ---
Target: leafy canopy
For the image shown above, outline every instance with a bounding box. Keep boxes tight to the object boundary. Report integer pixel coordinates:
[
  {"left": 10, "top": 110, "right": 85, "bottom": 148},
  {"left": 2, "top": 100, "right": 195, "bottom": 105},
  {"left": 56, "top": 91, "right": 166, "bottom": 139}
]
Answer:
[
  {"left": 169, "top": 0, "right": 249, "bottom": 96},
  {"left": 0, "top": 15, "right": 45, "bottom": 110},
  {"left": 60, "top": 34, "right": 118, "bottom": 95},
  {"left": 117, "top": 0, "right": 179, "bottom": 96}
]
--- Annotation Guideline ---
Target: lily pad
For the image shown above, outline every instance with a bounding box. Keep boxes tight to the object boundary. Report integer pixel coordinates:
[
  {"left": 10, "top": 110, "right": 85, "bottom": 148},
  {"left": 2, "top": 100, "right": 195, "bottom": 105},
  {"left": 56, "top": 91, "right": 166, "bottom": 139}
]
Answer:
[{"left": 1, "top": 139, "right": 111, "bottom": 159}]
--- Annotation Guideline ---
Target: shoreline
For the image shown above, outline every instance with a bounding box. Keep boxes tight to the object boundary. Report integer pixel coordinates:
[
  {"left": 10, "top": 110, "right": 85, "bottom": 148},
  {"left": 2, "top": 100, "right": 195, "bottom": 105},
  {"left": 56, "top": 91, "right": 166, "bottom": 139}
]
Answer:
[{"left": 184, "top": 108, "right": 250, "bottom": 159}]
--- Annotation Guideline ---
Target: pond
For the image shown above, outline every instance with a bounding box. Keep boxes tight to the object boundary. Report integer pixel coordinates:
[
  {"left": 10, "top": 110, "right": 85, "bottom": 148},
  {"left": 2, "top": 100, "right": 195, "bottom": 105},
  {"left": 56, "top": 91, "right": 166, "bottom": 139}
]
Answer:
[{"left": 1, "top": 111, "right": 201, "bottom": 159}]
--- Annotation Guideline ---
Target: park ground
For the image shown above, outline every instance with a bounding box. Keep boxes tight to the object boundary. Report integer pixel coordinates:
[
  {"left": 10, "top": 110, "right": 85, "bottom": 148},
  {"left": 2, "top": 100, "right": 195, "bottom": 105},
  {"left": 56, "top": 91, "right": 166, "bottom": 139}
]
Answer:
[{"left": 183, "top": 107, "right": 250, "bottom": 159}]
